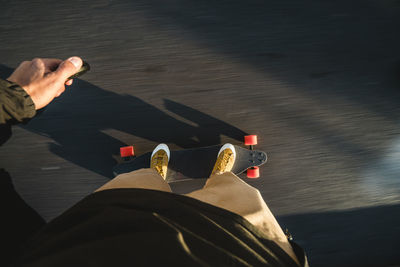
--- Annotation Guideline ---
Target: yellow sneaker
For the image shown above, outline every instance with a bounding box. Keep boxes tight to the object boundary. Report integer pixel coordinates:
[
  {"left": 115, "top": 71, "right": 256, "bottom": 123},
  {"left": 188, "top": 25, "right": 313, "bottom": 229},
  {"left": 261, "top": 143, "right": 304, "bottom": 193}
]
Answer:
[
  {"left": 150, "top": 144, "right": 170, "bottom": 179},
  {"left": 211, "top": 143, "right": 236, "bottom": 175}
]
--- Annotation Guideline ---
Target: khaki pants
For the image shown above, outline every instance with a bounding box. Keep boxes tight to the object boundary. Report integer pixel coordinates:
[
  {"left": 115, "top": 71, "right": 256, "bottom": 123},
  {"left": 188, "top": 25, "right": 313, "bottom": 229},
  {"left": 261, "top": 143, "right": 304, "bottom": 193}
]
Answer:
[{"left": 95, "top": 168, "right": 298, "bottom": 263}]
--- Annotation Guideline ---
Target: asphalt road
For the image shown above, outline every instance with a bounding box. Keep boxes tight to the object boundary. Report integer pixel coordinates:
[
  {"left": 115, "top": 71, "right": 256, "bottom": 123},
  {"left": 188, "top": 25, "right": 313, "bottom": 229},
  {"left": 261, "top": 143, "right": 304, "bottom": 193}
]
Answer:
[{"left": 1, "top": 0, "right": 400, "bottom": 266}]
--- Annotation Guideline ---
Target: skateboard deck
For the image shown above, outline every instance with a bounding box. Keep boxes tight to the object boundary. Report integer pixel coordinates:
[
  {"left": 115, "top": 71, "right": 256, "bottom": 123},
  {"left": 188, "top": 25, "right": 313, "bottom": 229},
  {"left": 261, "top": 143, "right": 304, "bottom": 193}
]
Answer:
[{"left": 113, "top": 145, "right": 267, "bottom": 182}]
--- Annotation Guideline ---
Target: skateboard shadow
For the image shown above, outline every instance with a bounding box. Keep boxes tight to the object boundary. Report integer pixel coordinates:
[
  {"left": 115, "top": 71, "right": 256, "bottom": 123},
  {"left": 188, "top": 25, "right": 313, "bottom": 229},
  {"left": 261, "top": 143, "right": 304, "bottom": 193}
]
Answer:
[{"left": 0, "top": 65, "right": 247, "bottom": 178}]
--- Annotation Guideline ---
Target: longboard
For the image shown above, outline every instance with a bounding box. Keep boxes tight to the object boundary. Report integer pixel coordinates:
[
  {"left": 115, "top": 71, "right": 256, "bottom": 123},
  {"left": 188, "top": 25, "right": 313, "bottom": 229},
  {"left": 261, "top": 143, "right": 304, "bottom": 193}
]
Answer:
[{"left": 113, "top": 144, "right": 267, "bottom": 182}]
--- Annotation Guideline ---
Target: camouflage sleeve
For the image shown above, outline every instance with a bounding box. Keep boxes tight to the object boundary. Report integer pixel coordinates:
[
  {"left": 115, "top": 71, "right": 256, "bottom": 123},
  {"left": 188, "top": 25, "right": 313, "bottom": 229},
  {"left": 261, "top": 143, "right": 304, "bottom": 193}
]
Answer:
[{"left": 0, "top": 78, "right": 36, "bottom": 125}]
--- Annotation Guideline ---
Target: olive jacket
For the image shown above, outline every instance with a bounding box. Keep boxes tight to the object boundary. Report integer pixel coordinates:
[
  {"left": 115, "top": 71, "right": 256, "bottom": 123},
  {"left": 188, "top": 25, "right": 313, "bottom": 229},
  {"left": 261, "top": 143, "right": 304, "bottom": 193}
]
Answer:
[{"left": 0, "top": 78, "right": 35, "bottom": 145}]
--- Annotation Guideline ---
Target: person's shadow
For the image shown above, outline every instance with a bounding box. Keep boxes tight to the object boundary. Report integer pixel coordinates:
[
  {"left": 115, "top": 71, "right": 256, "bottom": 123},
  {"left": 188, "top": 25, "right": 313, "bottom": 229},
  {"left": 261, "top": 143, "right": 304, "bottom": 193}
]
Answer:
[{"left": 0, "top": 64, "right": 247, "bottom": 179}]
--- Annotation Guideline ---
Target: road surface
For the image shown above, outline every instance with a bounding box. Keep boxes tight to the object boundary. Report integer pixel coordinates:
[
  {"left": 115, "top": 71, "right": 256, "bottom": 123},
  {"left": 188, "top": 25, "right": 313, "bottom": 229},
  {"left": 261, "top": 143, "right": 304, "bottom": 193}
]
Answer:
[{"left": 1, "top": 0, "right": 400, "bottom": 266}]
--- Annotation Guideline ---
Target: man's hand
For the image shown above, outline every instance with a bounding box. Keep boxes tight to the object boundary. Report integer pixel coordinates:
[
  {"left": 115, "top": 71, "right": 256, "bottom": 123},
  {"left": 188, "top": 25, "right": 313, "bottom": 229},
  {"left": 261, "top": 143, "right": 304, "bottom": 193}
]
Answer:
[{"left": 7, "top": 57, "right": 83, "bottom": 110}]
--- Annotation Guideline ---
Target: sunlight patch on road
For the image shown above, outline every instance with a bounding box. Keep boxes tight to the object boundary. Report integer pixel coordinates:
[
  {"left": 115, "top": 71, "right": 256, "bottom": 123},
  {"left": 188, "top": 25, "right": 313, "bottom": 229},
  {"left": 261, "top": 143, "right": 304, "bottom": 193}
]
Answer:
[{"left": 361, "top": 135, "right": 400, "bottom": 204}]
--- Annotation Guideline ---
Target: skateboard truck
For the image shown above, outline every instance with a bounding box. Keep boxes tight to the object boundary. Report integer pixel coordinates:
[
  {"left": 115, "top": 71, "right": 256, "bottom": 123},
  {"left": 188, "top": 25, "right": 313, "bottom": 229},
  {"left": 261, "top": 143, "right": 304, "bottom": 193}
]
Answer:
[
  {"left": 120, "top": 146, "right": 135, "bottom": 161},
  {"left": 244, "top": 135, "right": 260, "bottom": 178}
]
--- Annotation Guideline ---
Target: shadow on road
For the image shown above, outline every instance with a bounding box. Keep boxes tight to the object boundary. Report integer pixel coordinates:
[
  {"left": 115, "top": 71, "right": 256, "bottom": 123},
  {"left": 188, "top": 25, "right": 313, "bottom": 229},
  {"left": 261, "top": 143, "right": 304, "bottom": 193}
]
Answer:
[
  {"left": 0, "top": 64, "right": 247, "bottom": 178},
  {"left": 278, "top": 204, "right": 400, "bottom": 267},
  {"left": 135, "top": 0, "right": 400, "bottom": 121}
]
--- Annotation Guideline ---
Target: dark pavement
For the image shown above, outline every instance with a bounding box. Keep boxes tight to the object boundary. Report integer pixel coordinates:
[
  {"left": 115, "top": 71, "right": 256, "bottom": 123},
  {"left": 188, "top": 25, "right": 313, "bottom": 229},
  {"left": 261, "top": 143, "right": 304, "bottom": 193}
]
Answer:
[{"left": 1, "top": 0, "right": 400, "bottom": 266}]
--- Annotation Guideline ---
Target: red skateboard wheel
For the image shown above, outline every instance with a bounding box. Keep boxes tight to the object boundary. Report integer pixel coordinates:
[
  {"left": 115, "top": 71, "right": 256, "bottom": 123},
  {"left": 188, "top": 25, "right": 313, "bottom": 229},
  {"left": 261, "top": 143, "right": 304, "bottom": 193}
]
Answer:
[
  {"left": 120, "top": 146, "right": 134, "bottom": 157},
  {"left": 244, "top": 135, "right": 258, "bottom": 146},
  {"left": 247, "top": 166, "right": 260, "bottom": 178}
]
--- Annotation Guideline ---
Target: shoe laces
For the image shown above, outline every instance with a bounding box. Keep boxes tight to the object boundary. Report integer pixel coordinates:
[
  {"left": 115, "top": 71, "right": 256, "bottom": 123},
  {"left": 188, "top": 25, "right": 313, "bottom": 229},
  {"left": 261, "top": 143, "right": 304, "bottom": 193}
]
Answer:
[{"left": 217, "top": 150, "right": 233, "bottom": 171}]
